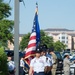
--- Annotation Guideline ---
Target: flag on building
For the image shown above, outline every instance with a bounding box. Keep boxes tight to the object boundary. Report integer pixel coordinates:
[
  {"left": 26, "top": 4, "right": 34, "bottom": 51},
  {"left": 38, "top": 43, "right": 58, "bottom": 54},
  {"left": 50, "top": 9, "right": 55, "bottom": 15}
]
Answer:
[{"left": 25, "top": 3, "right": 40, "bottom": 66}]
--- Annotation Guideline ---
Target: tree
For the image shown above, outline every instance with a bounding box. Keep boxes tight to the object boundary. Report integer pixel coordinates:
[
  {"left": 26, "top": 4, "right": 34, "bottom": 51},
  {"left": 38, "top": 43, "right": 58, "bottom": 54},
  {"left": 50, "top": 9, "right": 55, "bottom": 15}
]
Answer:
[
  {"left": 0, "top": 46, "right": 8, "bottom": 75},
  {"left": 0, "top": 20, "right": 14, "bottom": 47},
  {"left": 20, "top": 30, "right": 54, "bottom": 51},
  {"left": 0, "top": 0, "right": 14, "bottom": 48},
  {"left": 19, "top": 33, "right": 30, "bottom": 51},
  {"left": 40, "top": 30, "right": 54, "bottom": 48},
  {"left": 0, "top": 0, "right": 11, "bottom": 20},
  {"left": 54, "top": 41, "right": 66, "bottom": 52}
]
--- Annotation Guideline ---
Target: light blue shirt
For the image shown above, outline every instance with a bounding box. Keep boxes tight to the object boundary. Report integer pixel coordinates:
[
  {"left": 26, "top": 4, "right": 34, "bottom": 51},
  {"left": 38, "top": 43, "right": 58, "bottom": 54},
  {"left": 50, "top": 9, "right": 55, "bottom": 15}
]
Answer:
[
  {"left": 20, "top": 59, "right": 24, "bottom": 67},
  {"left": 7, "top": 61, "right": 15, "bottom": 71},
  {"left": 41, "top": 55, "right": 52, "bottom": 66},
  {"left": 30, "top": 57, "right": 47, "bottom": 73},
  {"left": 46, "top": 54, "right": 54, "bottom": 66}
]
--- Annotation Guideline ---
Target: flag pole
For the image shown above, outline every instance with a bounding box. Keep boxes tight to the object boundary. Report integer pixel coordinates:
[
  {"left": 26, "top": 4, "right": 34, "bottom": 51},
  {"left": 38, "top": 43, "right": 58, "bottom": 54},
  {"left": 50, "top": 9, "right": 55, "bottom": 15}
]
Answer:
[{"left": 14, "top": 0, "right": 19, "bottom": 75}]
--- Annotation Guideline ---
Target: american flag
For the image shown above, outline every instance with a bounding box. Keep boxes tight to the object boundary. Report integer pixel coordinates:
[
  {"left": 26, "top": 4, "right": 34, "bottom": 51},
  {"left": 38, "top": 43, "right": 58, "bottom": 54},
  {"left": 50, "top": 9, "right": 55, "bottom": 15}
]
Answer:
[{"left": 25, "top": 3, "right": 40, "bottom": 65}]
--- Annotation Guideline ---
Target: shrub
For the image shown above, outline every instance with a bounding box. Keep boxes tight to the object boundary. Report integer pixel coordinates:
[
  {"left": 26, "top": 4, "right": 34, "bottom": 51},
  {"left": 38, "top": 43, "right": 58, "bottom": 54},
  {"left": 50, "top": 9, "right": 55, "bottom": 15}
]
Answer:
[{"left": 0, "top": 47, "right": 8, "bottom": 75}]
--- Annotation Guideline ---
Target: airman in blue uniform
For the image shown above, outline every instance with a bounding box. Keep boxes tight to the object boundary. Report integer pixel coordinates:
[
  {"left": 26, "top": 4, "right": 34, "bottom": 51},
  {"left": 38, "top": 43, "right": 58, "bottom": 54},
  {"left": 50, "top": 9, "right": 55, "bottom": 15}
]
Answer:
[
  {"left": 7, "top": 56, "right": 15, "bottom": 75},
  {"left": 40, "top": 45, "right": 52, "bottom": 75},
  {"left": 20, "top": 55, "right": 25, "bottom": 75},
  {"left": 29, "top": 46, "right": 47, "bottom": 75}
]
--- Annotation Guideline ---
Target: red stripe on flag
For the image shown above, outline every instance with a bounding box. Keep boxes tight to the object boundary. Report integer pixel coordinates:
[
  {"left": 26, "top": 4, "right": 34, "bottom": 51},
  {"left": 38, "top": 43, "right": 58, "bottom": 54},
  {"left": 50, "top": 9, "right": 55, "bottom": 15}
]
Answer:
[
  {"left": 25, "top": 56, "right": 34, "bottom": 65},
  {"left": 25, "top": 51, "right": 35, "bottom": 58},
  {"left": 27, "top": 43, "right": 36, "bottom": 48},
  {"left": 24, "top": 4, "right": 40, "bottom": 66},
  {"left": 30, "top": 36, "right": 36, "bottom": 40}
]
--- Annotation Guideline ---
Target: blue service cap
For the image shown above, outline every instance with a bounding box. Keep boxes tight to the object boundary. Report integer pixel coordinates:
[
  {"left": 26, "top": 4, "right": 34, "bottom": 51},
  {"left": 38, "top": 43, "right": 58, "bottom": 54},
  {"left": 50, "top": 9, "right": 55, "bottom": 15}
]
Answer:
[
  {"left": 40, "top": 44, "right": 47, "bottom": 52},
  {"left": 36, "top": 46, "right": 41, "bottom": 53},
  {"left": 42, "top": 44, "right": 47, "bottom": 49},
  {"left": 36, "top": 48, "right": 41, "bottom": 53}
]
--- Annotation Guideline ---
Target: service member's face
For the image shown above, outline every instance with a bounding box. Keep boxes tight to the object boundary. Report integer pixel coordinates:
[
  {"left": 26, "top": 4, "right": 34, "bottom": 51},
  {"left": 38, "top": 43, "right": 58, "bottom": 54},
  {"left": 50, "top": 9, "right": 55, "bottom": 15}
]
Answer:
[
  {"left": 41, "top": 52, "right": 44, "bottom": 56},
  {"left": 67, "top": 55, "right": 69, "bottom": 59},
  {"left": 8, "top": 57, "right": 12, "bottom": 61},
  {"left": 43, "top": 52, "right": 46, "bottom": 56},
  {"left": 36, "top": 53, "right": 41, "bottom": 58},
  {"left": 21, "top": 57, "right": 24, "bottom": 60},
  {"left": 49, "top": 52, "right": 52, "bottom": 54}
]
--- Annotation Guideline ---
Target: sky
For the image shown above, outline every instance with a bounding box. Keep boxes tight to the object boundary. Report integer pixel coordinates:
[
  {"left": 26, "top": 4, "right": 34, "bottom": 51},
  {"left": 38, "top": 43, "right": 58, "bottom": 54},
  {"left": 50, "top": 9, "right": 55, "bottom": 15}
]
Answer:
[{"left": 4, "top": 0, "right": 75, "bottom": 34}]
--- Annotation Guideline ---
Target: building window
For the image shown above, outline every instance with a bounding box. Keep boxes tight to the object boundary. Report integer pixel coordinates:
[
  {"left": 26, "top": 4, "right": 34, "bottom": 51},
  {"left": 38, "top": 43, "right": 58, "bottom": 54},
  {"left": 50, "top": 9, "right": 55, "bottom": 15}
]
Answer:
[
  {"left": 66, "top": 41, "right": 68, "bottom": 44},
  {"left": 62, "top": 36, "right": 65, "bottom": 39},
  {"left": 62, "top": 41, "right": 65, "bottom": 43},
  {"left": 66, "top": 37, "right": 68, "bottom": 39}
]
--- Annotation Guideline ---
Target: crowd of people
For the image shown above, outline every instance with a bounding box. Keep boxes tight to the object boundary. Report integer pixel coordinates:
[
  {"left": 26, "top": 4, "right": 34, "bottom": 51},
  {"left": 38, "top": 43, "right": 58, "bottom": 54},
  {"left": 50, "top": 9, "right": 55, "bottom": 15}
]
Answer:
[
  {"left": 7, "top": 44, "right": 57, "bottom": 75},
  {"left": 29, "top": 44, "right": 57, "bottom": 75},
  {"left": 7, "top": 53, "right": 25, "bottom": 75},
  {"left": 7, "top": 44, "right": 75, "bottom": 75}
]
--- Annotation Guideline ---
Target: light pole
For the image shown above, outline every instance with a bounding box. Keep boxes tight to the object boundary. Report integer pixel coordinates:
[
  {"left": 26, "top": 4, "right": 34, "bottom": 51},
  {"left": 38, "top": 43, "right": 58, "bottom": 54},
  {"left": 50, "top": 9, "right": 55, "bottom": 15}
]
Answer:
[{"left": 14, "top": 0, "right": 19, "bottom": 75}]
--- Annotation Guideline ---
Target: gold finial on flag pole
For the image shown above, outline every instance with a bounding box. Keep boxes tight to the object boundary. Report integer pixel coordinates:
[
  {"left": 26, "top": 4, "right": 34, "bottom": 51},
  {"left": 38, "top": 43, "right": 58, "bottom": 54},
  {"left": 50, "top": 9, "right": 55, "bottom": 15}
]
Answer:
[{"left": 36, "top": 2, "right": 38, "bottom": 14}]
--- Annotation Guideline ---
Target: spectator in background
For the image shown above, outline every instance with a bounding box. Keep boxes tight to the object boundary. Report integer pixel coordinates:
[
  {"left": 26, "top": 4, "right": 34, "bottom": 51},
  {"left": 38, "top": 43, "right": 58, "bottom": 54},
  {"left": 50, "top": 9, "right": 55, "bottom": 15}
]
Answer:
[
  {"left": 63, "top": 53, "right": 75, "bottom": 75},
  {"left": 20, "top": 56, "right": 25, "bottom": 75},
  {"left": 49, "top": 48, "right": 57, "bottom": 75},
  {"left": 46, "top": 48, "right": 54, "bottom": 75},
  {"left": 7, "top": 56, "right": 15, "bottom": 75}
]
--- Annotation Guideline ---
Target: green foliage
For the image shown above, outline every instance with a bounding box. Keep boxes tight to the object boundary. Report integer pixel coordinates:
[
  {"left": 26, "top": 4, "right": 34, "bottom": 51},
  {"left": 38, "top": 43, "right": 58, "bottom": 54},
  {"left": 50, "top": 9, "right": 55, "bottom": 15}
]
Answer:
[
  {"left": 19, "top": 33, "right": 30, "bottom": 51},
  {"left": 0, "top": 19, "right": 14, "bottom": 47},
  {"left": 20, "top": 30, "right": 67, "bottom": 52},
  {"left": 0, "top": 0, "right": 14, "bottom": 48},
  {"left": 54, "top": 41, "right": 66, "bottom": 52},
  {"left": 20, "top": 30, "right": 54, "bottom": 51},
  {"left": 0, "top": 0, "right": 11, "bottom": 20},
  {"left": 0, "top": 47, "right": 8, "bottom": 75},
  {"left": 40, "top": 30, "right": 54, "bottom": 48}
]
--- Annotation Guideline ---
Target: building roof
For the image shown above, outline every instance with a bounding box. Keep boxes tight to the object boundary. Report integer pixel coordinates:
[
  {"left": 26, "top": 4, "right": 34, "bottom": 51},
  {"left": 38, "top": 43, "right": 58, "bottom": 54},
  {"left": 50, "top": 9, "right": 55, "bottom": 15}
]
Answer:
[
  {"left": 52, "top": 33, "right": 59, "bottom": 35},
  {"left": 68, "top": 34, "right": 75, "bottom": 37},
  {"left": 19, "top": 34, "right": 25, "bottom": 37},
  {"left": 44, "top": 28, "right": 74, "bottom": 32}
]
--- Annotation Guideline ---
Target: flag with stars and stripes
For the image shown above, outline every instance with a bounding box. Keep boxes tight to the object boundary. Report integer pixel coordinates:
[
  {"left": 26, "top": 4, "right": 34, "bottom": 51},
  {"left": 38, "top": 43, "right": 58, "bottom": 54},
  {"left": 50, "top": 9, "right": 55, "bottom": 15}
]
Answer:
[{"left": 25, "top": 3, "right": 40, "bottom": 66}]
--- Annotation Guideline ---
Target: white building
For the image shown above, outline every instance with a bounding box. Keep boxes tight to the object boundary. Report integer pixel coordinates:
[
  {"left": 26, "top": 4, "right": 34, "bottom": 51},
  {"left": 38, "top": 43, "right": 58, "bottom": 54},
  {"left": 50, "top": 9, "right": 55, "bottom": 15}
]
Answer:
[{"left": 44, "top": 28, "right": 75, "bottom": 50}]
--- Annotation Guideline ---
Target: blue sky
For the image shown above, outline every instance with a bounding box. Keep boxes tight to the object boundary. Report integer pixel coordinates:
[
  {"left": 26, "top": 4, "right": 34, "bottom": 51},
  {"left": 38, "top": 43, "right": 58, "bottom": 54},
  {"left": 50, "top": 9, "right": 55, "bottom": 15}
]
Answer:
[{"left": 4, "top": 0, "right": 75, "bottom": 34}]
